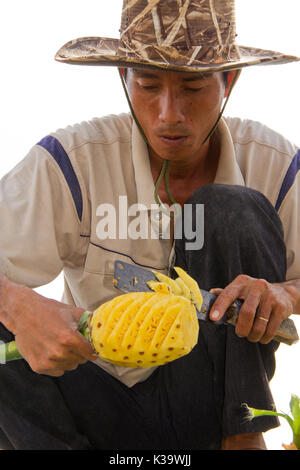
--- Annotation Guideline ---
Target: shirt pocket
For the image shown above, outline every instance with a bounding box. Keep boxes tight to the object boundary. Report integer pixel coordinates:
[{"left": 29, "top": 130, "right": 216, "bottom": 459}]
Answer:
[{"left": 84, "top": 240, "right": 169, "bottom": 274}]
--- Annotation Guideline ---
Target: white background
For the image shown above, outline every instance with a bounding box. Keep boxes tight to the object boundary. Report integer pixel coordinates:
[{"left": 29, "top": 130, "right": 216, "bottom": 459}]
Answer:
[{"left": 0, "top": 0, "right": 299, "bottom": 450}]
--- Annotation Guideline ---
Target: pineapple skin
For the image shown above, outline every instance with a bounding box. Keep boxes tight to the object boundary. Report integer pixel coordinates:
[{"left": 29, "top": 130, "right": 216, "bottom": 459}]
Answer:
[{"left": 90, "top": 292, "right": 199, "bottom": 368}]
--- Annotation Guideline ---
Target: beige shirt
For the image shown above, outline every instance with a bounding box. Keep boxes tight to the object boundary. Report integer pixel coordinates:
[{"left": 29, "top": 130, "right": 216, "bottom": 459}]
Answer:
[{"left": 0, "top": 114, "right": 299, "bottom": 387}]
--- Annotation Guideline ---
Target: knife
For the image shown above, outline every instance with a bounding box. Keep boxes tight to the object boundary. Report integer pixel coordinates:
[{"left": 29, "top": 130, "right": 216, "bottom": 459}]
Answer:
[
  {"left": 1, "top": 260, "right": 298, "bottom": 364},
  {"left": 113, "top": 260, "right": 299, "bottom": 346}
]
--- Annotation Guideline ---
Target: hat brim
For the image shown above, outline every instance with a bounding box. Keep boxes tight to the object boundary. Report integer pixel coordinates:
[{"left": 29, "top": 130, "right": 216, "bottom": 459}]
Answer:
[{"left": 55, "top": 37, "right": 299, "bottom": 73}]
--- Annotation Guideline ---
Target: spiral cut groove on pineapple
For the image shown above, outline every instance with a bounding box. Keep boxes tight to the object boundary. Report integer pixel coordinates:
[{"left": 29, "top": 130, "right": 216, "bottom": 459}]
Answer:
[{"left": 90, "top": 268, "right": 202, "bottom": 368}]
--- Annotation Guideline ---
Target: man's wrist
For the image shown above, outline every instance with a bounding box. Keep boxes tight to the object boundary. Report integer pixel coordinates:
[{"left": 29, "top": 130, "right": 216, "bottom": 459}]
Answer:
[
  {"left": 0, "top": 274, "right": 22, "bottom": 333},
  {"left": 279, "top": 279, "right": 300, "bottom": 315}
]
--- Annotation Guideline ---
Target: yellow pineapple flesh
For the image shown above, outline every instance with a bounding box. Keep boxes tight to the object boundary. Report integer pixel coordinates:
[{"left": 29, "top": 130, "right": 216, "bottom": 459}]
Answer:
[
  {"left": 90, "top": 291, "right": 199, "bottom": 368},
  {"left": 90, "top": 267, "right": 202, "bottom": 368}
]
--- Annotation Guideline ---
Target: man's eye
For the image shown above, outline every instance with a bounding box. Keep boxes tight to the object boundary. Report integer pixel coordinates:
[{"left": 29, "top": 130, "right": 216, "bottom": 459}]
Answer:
[
  {"left": 140, "top": 85, "right": 158, "bottom": 90},
  {"left": 185, "top": 87, "right": 202, "bottom": 92}
]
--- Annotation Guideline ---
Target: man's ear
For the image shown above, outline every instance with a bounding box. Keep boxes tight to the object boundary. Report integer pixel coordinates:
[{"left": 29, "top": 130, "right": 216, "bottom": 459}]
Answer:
[{"left": 224, "top": 70, "right": 241, "bottom": 97}]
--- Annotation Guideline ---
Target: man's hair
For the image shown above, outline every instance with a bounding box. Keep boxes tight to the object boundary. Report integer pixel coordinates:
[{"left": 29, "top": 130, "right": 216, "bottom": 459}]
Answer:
[{"left": 122, "top": 68, "right": 229, "bottom": 87}]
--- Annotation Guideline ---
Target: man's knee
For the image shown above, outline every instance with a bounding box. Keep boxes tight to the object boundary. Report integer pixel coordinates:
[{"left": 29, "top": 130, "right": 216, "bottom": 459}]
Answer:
[
  {"left": 186, "top": 184, "right": 284, "bottom": 237},
  {"left": 188, "top": 184, "right": 271, "bottom": 210},
  {"left": 175, "top": 184, "right": 287, "bottom": 288}
]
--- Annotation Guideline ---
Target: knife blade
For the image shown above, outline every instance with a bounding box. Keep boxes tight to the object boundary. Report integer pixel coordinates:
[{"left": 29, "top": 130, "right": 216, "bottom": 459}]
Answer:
[{"left": 113, "top": 260, "right": 299, "bottom": 345}]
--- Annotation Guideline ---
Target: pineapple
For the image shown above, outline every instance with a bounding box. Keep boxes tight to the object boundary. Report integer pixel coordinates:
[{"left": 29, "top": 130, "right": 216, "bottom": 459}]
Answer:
[
  {"left": 89, "top": 267, "right": 202, "bottom": 368},
  {"left": 90, "top": 291, "right": 199, "bottom": 367}
]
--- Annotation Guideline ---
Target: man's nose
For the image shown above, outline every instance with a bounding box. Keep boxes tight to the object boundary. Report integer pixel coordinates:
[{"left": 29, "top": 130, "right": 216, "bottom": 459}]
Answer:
[{"left": 158, "top": 89, "right": 185, "bottom": 124}]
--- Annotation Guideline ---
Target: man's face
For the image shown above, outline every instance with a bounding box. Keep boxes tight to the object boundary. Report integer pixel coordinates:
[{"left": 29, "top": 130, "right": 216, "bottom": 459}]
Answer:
[{"left": 126, "top": 68, "right": 227, "bottom": 162}]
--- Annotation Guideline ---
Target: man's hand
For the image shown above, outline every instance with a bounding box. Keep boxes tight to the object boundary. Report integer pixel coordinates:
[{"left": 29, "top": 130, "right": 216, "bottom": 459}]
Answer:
[
  {"left": 209, "top": 274, "right": 299, "bottom": 343},
  {"left": 0, "top": 275, "right": 97, "bottom": 376}
]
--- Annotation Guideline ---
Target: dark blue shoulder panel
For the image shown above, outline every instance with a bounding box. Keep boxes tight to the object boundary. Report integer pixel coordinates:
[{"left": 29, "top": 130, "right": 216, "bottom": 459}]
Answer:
[
  {"left": 37, "top": 136, "right": 83, "bottom": 221},
  {"left": 275, "top": 150, "right": 300, "bottom": 211}
]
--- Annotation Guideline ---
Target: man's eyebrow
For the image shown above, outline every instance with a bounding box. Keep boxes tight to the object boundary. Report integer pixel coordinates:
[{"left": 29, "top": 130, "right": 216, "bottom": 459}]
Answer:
[
  {"left": 132, "top": 71, "right": 160, "bottom": 79},
  {"left": 182, "top": 73, "right": 211, "bottom": 82},
  {"left": 132, "top": 70, "right": 212, "bottom": 81}
]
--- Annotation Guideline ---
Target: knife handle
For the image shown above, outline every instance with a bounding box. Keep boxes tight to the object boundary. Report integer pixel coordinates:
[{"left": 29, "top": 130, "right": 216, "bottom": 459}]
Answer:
[{"left": 220, "top": 299, "right": 299, "bottom": 345}]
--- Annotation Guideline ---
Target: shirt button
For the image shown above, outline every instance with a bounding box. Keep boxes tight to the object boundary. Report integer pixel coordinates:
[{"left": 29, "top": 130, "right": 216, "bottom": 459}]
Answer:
[{"left": 154, "top": 212, "right": 162, "bottom": 221}]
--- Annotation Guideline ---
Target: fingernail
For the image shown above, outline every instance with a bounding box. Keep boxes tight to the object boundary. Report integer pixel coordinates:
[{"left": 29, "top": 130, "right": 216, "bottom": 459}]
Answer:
[{"left": 210, "top": 310, "right": 220, "bottom": 321}]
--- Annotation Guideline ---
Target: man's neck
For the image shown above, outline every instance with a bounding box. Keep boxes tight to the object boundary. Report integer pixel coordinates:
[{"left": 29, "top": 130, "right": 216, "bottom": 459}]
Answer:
[{"left": 149, "top": 133, "right": 220, "bottom": 207}]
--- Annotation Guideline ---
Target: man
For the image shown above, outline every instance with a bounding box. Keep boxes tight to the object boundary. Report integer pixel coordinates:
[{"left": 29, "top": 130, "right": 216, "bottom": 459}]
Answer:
[{"left": 0, "top": 0, "right": 299, "bottom": 450}]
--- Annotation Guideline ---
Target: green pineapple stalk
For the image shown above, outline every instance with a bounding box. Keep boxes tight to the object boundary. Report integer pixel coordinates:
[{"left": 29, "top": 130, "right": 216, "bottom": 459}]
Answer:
[
  {"left": 244, "top": 394, "right": 300, "bottom": 450},
  {"left": 0, "top": 340, "right": 22, "bottom": 363}
]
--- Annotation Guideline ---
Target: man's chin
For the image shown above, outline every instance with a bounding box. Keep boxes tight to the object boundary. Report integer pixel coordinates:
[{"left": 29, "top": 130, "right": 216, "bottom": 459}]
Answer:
[{"left": 150, "top": 150, "right": 194, "bottom": 163}]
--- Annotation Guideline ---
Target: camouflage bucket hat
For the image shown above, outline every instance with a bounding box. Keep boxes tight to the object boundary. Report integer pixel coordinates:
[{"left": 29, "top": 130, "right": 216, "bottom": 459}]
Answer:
[{"left": 55, "top": 0, "right": 299, "bottom": 72}]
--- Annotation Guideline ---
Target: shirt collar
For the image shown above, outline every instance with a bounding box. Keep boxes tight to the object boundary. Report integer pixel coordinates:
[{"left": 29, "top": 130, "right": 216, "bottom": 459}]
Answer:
[
  {"left": 131, "top": 117, "right": 245, "bottom": 208},
  {"left": 214, "top": 118, "right": 245, "bottom": 186},
  {"left": 131, "top": 121, "right": 157, "bottom": 209}
]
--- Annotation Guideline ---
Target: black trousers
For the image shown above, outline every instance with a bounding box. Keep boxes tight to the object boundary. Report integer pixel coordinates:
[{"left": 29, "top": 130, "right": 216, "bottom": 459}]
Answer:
[{"left": 0, "top": 185, "right": 286, "bottom": 450}]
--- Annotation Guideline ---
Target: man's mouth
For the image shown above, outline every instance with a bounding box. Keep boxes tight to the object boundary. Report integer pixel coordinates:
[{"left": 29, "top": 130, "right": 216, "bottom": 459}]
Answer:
[{"left": 159, "top": 135, "right": 187, "bottom": 145}]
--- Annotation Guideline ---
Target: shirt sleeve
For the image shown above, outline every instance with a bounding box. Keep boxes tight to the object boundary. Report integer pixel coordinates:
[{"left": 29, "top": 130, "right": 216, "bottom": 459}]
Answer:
[
  {"left": 0, "top": 143, "right": 82, "bottom": 288},
  {"left": 277, "top": 150, "right": 300, "bottom": 281}
]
